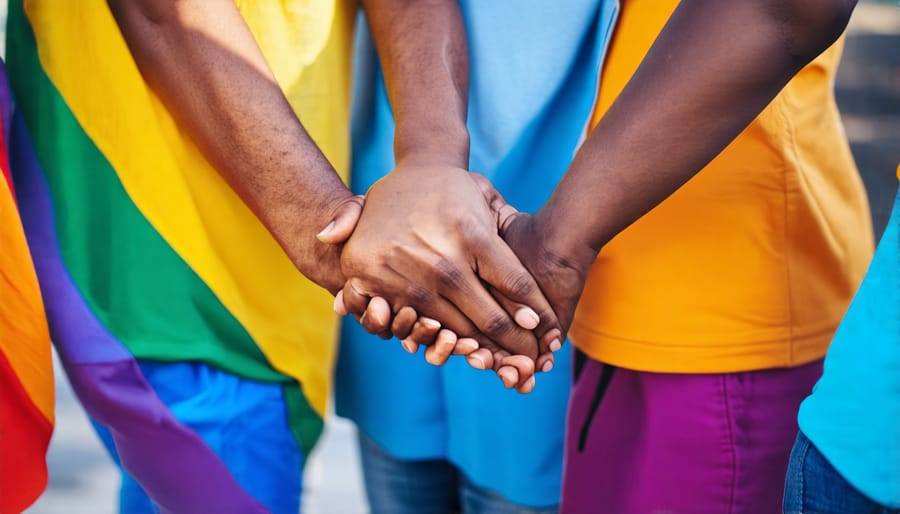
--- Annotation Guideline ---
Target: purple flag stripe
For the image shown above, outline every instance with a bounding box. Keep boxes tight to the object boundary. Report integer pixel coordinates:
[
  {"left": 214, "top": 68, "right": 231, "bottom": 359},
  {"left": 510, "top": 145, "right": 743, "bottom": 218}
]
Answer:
[
  {"left": 0, "top": 61, "right": 12, "bottom": 151},
  {"left": 8, "top": 94, "right": 268, "bottom": 513}
]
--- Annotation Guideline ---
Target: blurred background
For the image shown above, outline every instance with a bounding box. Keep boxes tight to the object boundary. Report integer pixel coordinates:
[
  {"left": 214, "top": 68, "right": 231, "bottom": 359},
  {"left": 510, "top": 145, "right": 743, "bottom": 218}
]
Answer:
[{"left": 10, "top": 1, "right": 899, "bottom": 513}]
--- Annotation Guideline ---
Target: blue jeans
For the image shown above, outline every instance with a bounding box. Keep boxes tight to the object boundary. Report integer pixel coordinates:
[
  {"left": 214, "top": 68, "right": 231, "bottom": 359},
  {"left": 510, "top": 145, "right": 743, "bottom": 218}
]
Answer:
[
  {"left": 358, "top": 432, "right": 558, "bottom": 514},
  {"left": 784, "top": 432, "right": 899, "bottom": 514}
]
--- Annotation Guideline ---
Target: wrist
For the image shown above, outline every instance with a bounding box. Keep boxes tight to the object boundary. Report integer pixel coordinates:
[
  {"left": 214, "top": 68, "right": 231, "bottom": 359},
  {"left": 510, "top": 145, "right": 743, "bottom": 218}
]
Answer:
[
  {"left": 533, "top": 201, "right": 600, "bottom": 277},
  {"left": 278, "top": 180, "right": 352, "bottom": 262},
  {"left": 394, "top": 122, "right": 470, "bottom": 169},
  {"left": 316, "top": 182, "right": 357, "bottom": 224},
  {"left": 291, "top": 183, "right": 354, "bottom": 294}
]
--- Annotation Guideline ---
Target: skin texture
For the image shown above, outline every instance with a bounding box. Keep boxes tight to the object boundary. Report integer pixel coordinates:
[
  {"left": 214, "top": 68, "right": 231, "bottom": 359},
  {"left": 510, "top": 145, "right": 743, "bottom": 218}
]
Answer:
[
  {"left": 339, "top": 164, "right": 547, "bottom": 379},
  {"left": 106, "top": 0, "right": 453, "bottom": 377},
  {"left": 107, "top": 0, "right": 361, "bottom": 294},
  {"left": 109, "top": 0, "right": 540, "bottom": 385},
  {"left": 336, "top": 0, "right": 566, "bottom": 392},
  {"left": 350, "top": 0, "right": 858, "bottom": 385},
  {"left": 515, "top": 0, "right": 860, "bottom": 350},
  {"left": 537, "top": 0, "right": 859, "bottom": 266},
  {"left": 110, "top": 0, "right": 858, "bottom": 391}
]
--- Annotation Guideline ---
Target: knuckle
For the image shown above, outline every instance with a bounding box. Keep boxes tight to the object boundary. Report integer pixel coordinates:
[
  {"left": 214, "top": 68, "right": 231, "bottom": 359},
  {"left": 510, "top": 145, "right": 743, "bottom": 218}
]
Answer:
[
  {"left": 503, "top": 271, "right": 535, "bottom": 299},
  {"left": 482, "top": 312, "right": 514, "bottom": 339},
  {"left": 405, "top": 285, "right": 432, "bottom": 306},
  {"left": 434, "top": 258, "right": 466, "bottom": 290}
]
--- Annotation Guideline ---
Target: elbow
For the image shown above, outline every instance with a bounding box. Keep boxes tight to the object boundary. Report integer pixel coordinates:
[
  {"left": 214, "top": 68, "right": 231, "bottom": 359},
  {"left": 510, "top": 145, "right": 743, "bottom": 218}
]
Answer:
[{"left": 779, "top": 0, "right": 857, "bottom": 62}]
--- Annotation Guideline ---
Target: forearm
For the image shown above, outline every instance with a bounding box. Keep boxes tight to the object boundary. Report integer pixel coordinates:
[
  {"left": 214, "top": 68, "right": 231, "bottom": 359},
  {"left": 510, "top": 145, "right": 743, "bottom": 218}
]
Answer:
[
  {"left": 108, "top": 0, "right": 351, "bottom": 275},
  {"left": 539, "top": 0, "right": 856, "bottom": 266},
  {"left": 362, "top": 0, "right": 470, "bottom": 167}
]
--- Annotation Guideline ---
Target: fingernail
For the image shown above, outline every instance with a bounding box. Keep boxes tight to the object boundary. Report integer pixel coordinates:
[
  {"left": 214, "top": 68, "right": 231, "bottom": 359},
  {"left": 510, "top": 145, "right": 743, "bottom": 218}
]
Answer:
[
  {"left": 333, "top": 294, "right": 343, "bottom": 314},
  {"left": 541, "top": 360, "right": 554, "bottom": 373},
  {"left": 499, "top": 370, "right": 516, "bottom": 387},
  {"left": 468, "top": 354, "right": 487, "bottom": 370},
  {"left": 316, "top": 221, "right": 335, "bottom": 238},
  {"left": 549, "top": 339, "right": 562, "bottom": 352},
  {"left": 421, "top": 318, "right": 441, "bottom": 330},
  {"left": 401, "top": 340, "right": 417, "bottom": 354},
  {"left": 514, "top": 308, "right": 540, "bottom": 330},
  {"left": 524, "top": 376, "right": 536, "bottom": 392}
]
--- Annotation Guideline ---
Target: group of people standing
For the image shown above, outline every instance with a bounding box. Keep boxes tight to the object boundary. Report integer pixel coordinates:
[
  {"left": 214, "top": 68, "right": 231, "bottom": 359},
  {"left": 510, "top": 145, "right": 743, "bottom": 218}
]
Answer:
[{"left": 1, "top": 1, "right": 897, "bottom": 514}]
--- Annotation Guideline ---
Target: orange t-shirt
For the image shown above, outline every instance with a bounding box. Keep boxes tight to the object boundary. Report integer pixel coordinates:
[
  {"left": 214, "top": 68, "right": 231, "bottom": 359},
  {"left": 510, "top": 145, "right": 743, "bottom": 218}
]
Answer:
[{"left": 569, "top": 0, "right": 874, "bottom": 373}]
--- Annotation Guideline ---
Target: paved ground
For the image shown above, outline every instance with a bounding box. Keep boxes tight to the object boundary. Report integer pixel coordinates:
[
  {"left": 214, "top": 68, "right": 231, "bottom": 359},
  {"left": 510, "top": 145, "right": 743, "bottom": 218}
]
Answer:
[{"left": 20, "top": 2, "right": 900, "bottom": 513}]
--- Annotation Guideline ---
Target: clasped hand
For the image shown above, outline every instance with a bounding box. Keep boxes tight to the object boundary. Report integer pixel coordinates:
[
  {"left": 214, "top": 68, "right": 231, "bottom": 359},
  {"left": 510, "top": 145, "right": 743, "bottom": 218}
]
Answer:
[{"left": 325, "top": 164, "right": 590, "bottom": 393}]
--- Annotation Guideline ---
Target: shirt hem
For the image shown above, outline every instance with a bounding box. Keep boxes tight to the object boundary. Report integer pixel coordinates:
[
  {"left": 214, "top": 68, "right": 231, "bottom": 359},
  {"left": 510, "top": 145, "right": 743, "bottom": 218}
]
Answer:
[{"left": 569, "top": 321, "right": 835, "bottom": 373}]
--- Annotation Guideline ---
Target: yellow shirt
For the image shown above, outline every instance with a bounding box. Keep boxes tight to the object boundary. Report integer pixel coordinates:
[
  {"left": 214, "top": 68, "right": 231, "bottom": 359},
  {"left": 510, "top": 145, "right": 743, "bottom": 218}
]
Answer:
[
  {"left": 24, "top": 0, "right": 354, "bottom": 416},
  {"left": 569, "top": 0, "right": 874, "bottom": 373}
]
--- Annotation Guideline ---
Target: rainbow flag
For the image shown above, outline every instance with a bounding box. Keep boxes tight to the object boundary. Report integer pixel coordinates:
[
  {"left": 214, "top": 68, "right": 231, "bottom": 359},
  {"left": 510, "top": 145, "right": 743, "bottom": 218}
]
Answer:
[
  {"left": 6, "top": 0, "right": 353, "bottom": 511},
  {"left": 0, "top": 59, "right": 54, "bottom": 514}
]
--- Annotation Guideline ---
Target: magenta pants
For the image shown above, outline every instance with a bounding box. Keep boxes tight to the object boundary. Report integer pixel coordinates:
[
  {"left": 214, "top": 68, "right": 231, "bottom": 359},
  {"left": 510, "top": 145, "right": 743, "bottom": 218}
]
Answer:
[{"left": 561, "top": 353, "right": 823, "bottom": 514}]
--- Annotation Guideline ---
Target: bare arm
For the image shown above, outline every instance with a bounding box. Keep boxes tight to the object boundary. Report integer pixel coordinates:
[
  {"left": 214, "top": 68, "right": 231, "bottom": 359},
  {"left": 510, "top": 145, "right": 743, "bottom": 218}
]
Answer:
[
  {"left": 107, "top": 0, "right": 361, "bottom": 294},
  {"left": 335, "top": 0, "right": 560, "bottom": 388},
  {"left": 362, "top": 0, "right": 471, "bottom": 167},
  {"left": 542, "top": 0, "right": 857, "bottom": 266},
  {"left": 497, "top": 0, "right": 858, "bottom": 334}
]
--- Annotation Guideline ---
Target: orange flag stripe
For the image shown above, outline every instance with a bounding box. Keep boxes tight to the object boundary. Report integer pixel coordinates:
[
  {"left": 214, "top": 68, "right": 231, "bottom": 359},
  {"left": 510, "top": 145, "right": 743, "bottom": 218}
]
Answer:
[{"left": 0, "top": 125, "right": 53, "bottom": 424}]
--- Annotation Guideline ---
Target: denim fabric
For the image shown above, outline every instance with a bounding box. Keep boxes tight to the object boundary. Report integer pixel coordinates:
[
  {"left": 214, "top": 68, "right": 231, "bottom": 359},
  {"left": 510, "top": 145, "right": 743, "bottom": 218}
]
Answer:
[
  {"left": 784, "top": 432, "right": 900, "bottom": 514},
  {"left": 359, "top": 432, "right": 558, "bottom": 514},
  {"left": 798, "top": 188, "right": 900, "bottom": 508}
]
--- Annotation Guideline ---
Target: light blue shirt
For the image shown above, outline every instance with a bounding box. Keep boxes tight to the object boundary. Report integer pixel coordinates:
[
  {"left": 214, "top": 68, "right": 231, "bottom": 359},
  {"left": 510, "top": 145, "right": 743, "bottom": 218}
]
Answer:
[
  {"left": 798, "top": 187, "right": 900, "bottom": 508},
  {"left": 335, "top": 1, "right": 619, "bottom": 506}
]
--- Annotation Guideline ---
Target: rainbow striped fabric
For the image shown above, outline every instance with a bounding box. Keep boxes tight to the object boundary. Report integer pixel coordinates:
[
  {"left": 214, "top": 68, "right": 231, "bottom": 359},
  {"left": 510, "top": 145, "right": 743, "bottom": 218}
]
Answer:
[
  {"left": 6, "top": 0, "right": 353, "bottom": 511},
  {"left": 0, "top": 59, "right": 54, "bottom": 514}
]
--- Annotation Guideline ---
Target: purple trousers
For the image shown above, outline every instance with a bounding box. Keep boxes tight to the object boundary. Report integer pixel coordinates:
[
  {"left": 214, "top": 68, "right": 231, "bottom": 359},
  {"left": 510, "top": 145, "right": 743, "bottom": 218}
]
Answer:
[{"left": 561, "top": 353, "right": 823, "bottom": 514}]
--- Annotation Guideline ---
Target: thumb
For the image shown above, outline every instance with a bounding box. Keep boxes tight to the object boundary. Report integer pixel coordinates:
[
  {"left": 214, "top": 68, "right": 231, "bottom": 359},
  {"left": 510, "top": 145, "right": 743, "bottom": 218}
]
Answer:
[
  {"left": 469, "top": 172, "right": 520, "bottom": 233},
  {"left": 316, "top": 195, "right": 364, "bottom": 244}
]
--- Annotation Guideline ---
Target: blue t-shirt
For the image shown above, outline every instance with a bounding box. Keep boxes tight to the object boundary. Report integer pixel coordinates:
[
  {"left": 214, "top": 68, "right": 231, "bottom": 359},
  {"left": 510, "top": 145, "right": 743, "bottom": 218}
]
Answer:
[
  {"left": 335, "top": 1, "right": 619, "bottom": 507},
  {"left": 798, "top": 186, "right": 900, "bottom": 508}
]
